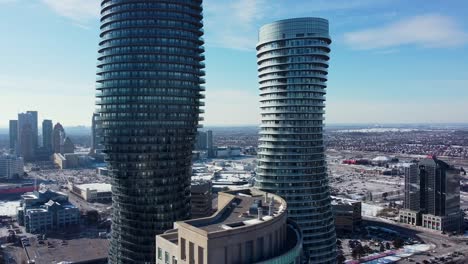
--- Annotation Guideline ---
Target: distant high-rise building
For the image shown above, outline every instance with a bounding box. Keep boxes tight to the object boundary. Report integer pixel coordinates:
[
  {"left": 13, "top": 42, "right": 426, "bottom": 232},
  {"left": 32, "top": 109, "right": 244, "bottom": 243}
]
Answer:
[
  {"left": 403, "top": 163, "right": 420, "bottom": 212},
  {"left": 42, "top": 120, "right": 53, "bottom": 153},
  {"left": 195, "top": 131, "right": 207, "bottom": 150},
  {"left": 52, "top": 123, "right": 65, "bottom": 154},
  {"left": 9, "top": 120, "right": 18, "bottom": 153},
  {"left": 61, "top": 137, "right": 75, "bottom": 154},
  {"left": 17, "top": 112, "right": 36, "bottom": 161},
  {"left": 95, "top": 0, "right": 205, "bottom": 262},
  {"left": 400, "top": 156, "right": 463, "bottom": 233},
  {"left": 190, "top": 180, "right": 213, "bottom": 219},
  {"left": 206, "top": 130, "right": 214, "bottom": 157},
  {"left": 27, "top": 111, "right": 38, "bottom": 150},
  {"left": 19, "top": 124, "right": 34, "bottom": 161},
  {"left": 255, "top": 18, "right": 336, "bottom": 263}
]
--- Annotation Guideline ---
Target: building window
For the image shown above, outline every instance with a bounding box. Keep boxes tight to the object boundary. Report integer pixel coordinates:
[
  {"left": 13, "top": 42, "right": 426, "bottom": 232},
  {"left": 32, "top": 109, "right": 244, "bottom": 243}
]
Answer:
[
  {"left": 245, "top": 240, "right": 253, "bottom": 263},
  {"left": 257, "top": 237, "right": 264, "bottom": 260},
  {"left": 224, "top": 246, "right": 228, "bottom": 263},
  {"left": 158, "top": 247, "right": 162, "bottom": 260},
  {"left": 165, "top": 251, "right": 169, "bottom": 264},
  {"left": 189, "top": 242, "right": 194, "bottom": 264},
  {"left": 198, "top": 246, "right": 204, "bottom": 264},
  {"left": 268, "top": 234, "right": 273, "bottom": 257},
  {"left": 181, "top": 238, "right": 186, "bottom": 260}
]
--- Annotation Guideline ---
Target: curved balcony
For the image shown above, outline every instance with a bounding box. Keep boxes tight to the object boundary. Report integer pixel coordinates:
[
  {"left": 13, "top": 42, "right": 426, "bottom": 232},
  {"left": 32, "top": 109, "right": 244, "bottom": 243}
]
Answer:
[
  {"left": 258, "top": 66, "right": 329, "bottom": 77},
  {"left": 259, "top": 73, "right": 328, "bottom": 83},
  {"left": 101, "top": 0, "right": 203, "bottom": 13},
  {"left": 254, "top": 220, "right": 303, "bottom": 264},
  {"left": 257, "top": 42, "right": 330, "bottom": 57},
  {"left": 258, "top": 59, "right": 329, "bottom": 70}
]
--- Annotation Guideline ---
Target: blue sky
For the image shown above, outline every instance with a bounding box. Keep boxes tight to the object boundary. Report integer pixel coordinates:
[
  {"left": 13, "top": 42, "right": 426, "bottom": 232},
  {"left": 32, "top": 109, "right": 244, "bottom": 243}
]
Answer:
[{"left": 0, "top": 0, "right": 467, "bottom": 127}]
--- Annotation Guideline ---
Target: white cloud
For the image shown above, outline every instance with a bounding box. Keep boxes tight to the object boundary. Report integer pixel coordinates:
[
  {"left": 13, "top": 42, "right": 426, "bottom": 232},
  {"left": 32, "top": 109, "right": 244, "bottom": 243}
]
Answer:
[
  {"left": 203, "top": 0, "right": 392, "bottom": 51},
  {"left": 41, "top": 0, "right": 99, "bottom": 22},
  {"left": 203, "top": 0, "right": 269, "bottom": 50},
  {"left": 344, "top": 14, "right": 468, "bottom": 50},
  {"left": 284, "top": 0, "right": 391, "bottom": 13},
  {"left": 373, "top": 48, "right": 400, "bottom": 54},
  {"left": 231, "top": 0, "right": 266, "bottom": 25},
  {"left": 37, "top": 0, "right": 393, "bottom": 50}
]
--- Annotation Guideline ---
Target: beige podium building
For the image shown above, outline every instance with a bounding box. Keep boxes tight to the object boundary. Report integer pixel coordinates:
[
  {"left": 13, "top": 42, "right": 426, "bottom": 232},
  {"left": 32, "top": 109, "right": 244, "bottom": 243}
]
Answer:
[{"left": 156, "top": 188, "right": 302, "bottom": 264}]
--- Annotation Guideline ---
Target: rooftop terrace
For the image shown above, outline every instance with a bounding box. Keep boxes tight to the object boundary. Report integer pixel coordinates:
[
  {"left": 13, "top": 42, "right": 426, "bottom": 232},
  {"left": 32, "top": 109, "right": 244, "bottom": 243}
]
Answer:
[{"left": 182, "top": 188, "right": 286, "bottom": 233}]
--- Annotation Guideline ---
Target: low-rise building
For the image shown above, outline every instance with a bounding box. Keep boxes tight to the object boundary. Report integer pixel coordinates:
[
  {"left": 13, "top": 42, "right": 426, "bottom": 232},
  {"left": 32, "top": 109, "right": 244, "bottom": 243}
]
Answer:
[
  {"left": 156, "top": 188, "right": 303, "bottom": 264},
  {"left": 0, "top": 154, "right": 24, "bottom": 179},
  {"left": 53, "top": 153, "right": 90, "bottom": 169},
  {"left": 69, "top": 182, "right": 112, "bottom": 203},
  {"left": 96, "top": 167, "right": 109, "bottom": 176},
  {"left": 421, "top": 212, "right": 464, "bottom": 233},
  {"left": 332, "top": 197, "right": 362, "bottom": 234},
  {"left": 215, "top": 146, "right": 242, "bottom": 158},
  {"left": 17, "top": 188, "right": 80, "bottom": 233},
  {"left": 399, "top": 209, "right": 420, "bottom": 226},
  {"left": 191, "top": 181, "right": 213, "bottom": 219},
  {"left": 53, "top": 153, "right": 67, "bottom": 169}
]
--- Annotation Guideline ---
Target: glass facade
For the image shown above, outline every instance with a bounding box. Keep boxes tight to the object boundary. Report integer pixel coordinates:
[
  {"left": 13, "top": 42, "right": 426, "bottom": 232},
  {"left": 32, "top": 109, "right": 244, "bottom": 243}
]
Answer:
[
  {"left": 9, "top": 120, "right": 18, "bottom": 152},
  {"left": 96, "top": 1, "right": 205, "bottom": 263},
  {"left": 42, "top": 120, "right": 53, "bottom": 153},
  {"left": 255, "top": 18, "right": 336, "bottom": 264}
]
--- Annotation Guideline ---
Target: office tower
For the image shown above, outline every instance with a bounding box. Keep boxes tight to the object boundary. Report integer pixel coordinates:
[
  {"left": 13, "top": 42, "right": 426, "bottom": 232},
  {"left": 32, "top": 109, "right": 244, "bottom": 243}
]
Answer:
[
  {"left": 61, "top": 137, "right": 75, "bottom": 154},
  {"left": 255, "top": 18, "right": 336, "bottom": 263},
  {"left": 190, "top": 180, "right": 213, "bottom": 219},
  {"left": 403, "top": 164, "right": 420, "bottom": 211},
  {"left": 206, "top": 130, "right": 213, "bottom": 157},
  {"left": 17, "top": 112, "right": 36, "bottom": 161},
  {"left": 27, "top": 111, "right": 38, "bottom": 150},
  {"left": 399, "top": 156, "right": 463, "bottom": 232},
  {"left": 96, "top": 1, "right": 205, "bottom": 263},
  {"left": 52, "top": 123, "right": 65, "bottom": 154},
  {"left": 19, "top": 124, "right": 34, "bottom": 161},
  {"left": 9, "top": 120, "right": 18, "bottom": 152},
  {"left": 195, "top": 131, "right": 207, "bottom": 150},
  {"left": 332, "top": 198, "right": 362, "bottom": 234},
  {"left": 419, "top": 157, "right": 461, "bottom": 217},
  {"left": 42, "top": 120, "right": 53, "bottom": 153}
]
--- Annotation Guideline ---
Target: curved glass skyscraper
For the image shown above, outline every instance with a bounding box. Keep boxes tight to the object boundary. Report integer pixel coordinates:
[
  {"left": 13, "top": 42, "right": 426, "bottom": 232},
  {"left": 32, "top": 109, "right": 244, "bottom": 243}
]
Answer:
[
  {"left": 255, "top": 18, "right": 336, "bottom": 263},
  {"left": 96, "top": 1, "right": 205, "bottom": 263}
]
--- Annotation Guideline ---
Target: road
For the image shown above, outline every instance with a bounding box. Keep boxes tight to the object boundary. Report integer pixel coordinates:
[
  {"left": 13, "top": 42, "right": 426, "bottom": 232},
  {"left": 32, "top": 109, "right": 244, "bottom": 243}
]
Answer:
[{"left": 363, "top": 217, "right": 468, "bottom": 263}]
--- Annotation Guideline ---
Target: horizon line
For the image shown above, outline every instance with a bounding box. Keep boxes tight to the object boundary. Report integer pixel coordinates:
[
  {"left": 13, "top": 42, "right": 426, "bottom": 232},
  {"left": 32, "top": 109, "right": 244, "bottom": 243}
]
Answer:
[{"left": 1, "top": 122, "right": 468, "bottom": 129}]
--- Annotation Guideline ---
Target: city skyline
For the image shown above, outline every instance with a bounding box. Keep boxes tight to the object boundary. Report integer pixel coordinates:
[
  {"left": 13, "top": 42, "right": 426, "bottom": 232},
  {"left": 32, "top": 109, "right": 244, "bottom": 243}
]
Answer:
[{"left": 1, "top": 0, "right": 468, "bottom": 127}]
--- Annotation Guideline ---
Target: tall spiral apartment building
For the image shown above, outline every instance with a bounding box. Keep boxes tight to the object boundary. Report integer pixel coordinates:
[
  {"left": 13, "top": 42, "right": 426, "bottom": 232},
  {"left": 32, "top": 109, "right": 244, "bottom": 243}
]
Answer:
[
  {"left": 96, "top": 1, "right": 205, "bottom": 263},
  {"left": 255, "top": 18, "right": 337, "bottom": 263}
]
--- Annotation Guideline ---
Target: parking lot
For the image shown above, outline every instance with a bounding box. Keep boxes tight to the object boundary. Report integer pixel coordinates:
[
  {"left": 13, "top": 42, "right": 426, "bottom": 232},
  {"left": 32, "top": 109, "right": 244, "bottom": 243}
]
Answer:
[{"left": 4, "top": 233, "right": 109, "bottom": 264}]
